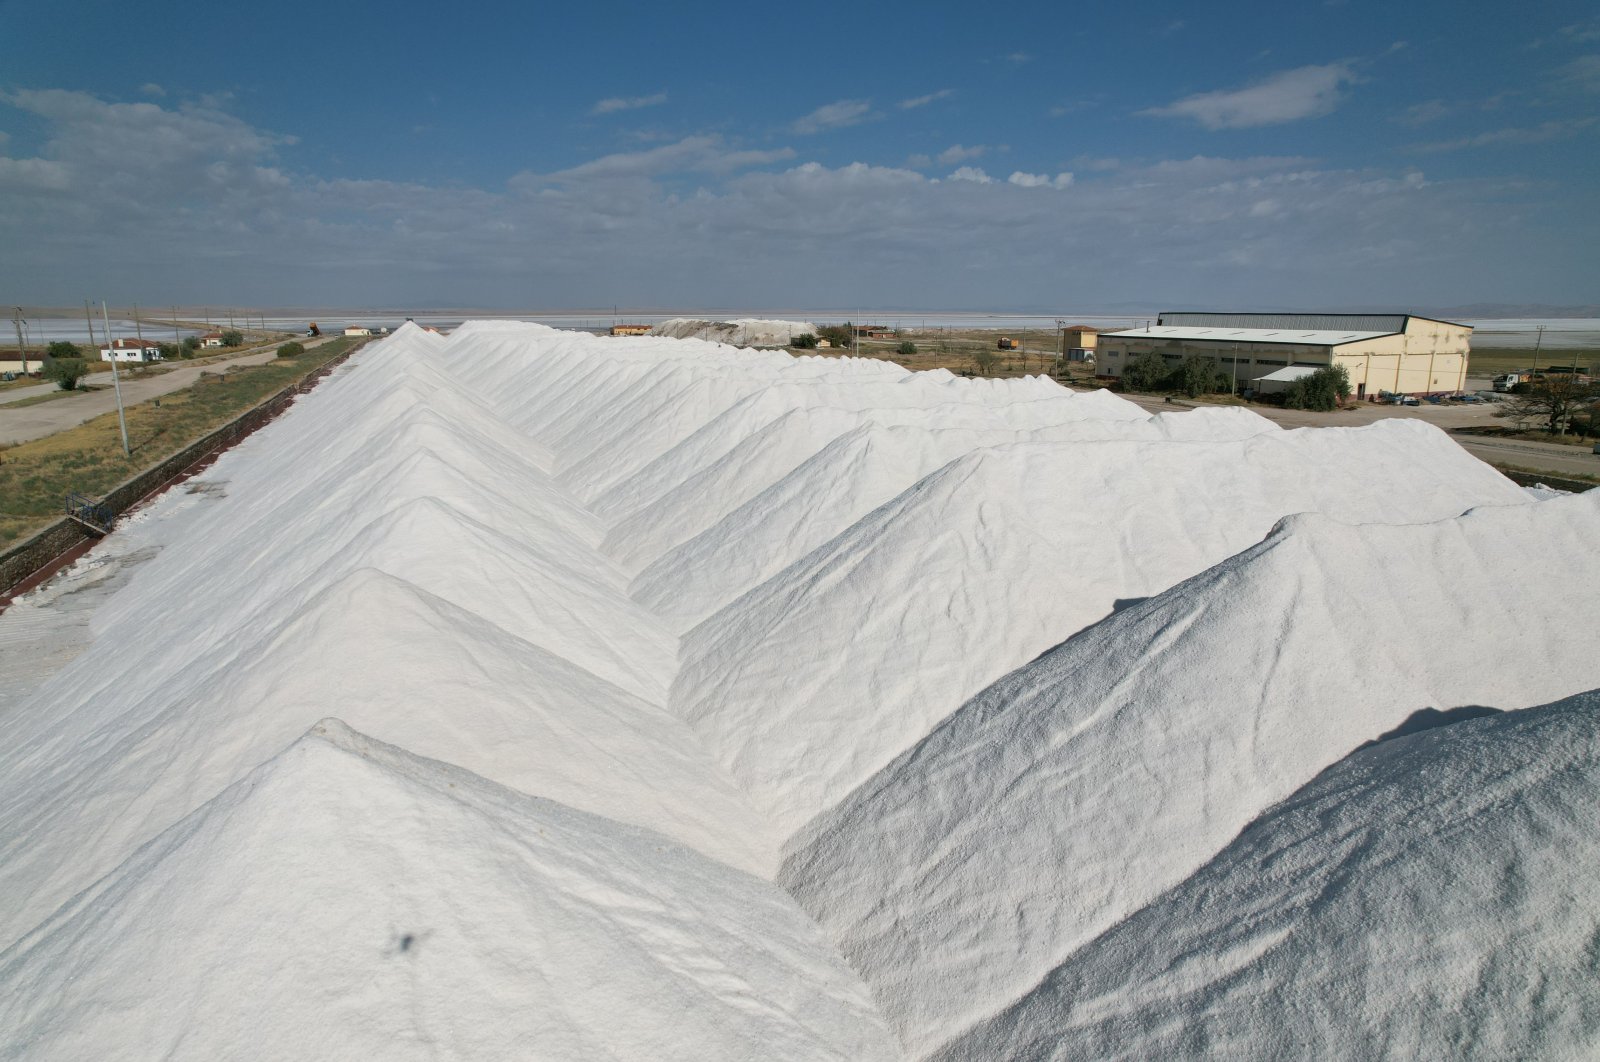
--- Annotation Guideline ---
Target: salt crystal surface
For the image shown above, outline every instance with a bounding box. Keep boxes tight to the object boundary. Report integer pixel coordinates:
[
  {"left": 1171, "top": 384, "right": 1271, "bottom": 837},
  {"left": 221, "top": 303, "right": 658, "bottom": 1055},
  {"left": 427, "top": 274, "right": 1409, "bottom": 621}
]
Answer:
[{"left": 2, "top": 320, "right": 1594, "bottom": 1060}]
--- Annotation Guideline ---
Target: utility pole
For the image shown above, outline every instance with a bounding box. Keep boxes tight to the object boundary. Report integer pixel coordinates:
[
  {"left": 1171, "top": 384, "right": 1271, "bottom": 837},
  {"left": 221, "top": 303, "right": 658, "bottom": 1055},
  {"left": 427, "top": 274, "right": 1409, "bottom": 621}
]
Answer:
[
  {"left": 101, "top": 301, "right": 130, "bottom": 456},
  {"left": 133, "top": 303, "right": 145, "bottom": 362},
  {"left": 173, "top": 305, "right": 180, "bottom": 357},
  {"left": 11, "top": 307, "right": 26, "bottom": 376},
  {"left": 1530, "top": 324, "right": 1544, "bottom": 374},
  {"left": 85, "top": 299, "right": 98, "bottom": 354}
]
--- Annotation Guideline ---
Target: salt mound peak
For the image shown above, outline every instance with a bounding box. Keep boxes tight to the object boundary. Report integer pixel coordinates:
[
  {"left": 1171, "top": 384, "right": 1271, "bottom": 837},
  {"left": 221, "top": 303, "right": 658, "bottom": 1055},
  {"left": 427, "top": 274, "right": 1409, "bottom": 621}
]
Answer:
[
  {"left": 934, "top": 690, "right": 1600, "bottom": 1061},
  {"left": 0, "top": 567, "right": 777, "bottom": 946},
  {"left": 781, "top": 490, "right": 1600, "bottom": 1054},
  {"left": 650, "top": 318, "right": 819, "bottom": 347},
  {"left": 0, "top": 720, "right": 898, "bottom": 1061},
  {"left": 676, "top": 420, "right": 1529, "bottom": 840}
]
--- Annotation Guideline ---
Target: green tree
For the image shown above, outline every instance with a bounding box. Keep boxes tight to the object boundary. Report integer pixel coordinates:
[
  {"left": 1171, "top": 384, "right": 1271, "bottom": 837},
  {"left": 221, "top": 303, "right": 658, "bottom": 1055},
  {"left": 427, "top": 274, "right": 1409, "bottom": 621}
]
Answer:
[
  {"left": 1121, "top": 351, "right": 1171, "bottom": 392},
  {"left": 790, "top": 333, "right": 818, "bottom": 350},
  {"left": 220, "top": 329, "right": 244, "bottom": 347},
  {"left": 157, "top": 342, "right": 180, "bottom": 361},
  {"left": 42, "top": 354, "right": 89, "bottom": 391},
  {"left": 818, "top": 324, "right": 853, "bottom": 348},
  {"left": 897, "top": 340, "right": 917, "bottom": 356},
  {"left": 276, "top": 340, "right": 305, "bottom": 358},
  {"left": 1283, "top": 365, "right": 1353, "bottom": 411},
  {"left": 1174, "top": 354, "right": 1222, "bottom": 398},
  {"left": 972, "top": 348, "right": 1002, "bottom": 376},
  {"left": 46, "top": 340, "right": 82, "bottom": 360},
  {"left": 181, "top": 335, "right": 201, "bottom": 356}
]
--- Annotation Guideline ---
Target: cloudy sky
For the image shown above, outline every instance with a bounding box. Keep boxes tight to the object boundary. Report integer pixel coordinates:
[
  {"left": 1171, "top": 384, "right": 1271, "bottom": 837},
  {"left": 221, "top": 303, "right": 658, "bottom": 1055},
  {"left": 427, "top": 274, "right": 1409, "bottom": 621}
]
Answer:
[{"left": 2, "top": 0, "right": 1597, "bottom": 310}]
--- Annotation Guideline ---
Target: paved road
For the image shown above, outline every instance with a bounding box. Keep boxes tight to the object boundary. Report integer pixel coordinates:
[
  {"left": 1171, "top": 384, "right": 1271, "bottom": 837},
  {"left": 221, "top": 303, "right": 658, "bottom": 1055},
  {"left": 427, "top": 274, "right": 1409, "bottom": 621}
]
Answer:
[{"left": 0, "top": 336, "right": 337, "bottom": 446}]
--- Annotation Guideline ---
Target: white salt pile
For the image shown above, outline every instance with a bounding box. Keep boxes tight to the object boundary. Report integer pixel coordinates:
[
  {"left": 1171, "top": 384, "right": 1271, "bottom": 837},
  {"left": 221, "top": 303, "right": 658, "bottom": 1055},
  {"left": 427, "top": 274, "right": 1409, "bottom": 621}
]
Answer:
[
  {"left": 2, "top": 320, "right": 1596, "bottom": 1060},
  {"left": 649, "top": 317, "right": 819, "bottom": 347},
  {"left": 931, "top": 689, "right": 1600, "bottom": 1061}
]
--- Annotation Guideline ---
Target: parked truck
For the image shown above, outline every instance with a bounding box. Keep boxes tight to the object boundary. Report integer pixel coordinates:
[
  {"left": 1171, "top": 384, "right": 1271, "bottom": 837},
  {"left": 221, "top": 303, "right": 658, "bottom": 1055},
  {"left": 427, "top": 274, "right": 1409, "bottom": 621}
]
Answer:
[{"left": 997, "top": 337, "right": 1018, "bottom": 350}]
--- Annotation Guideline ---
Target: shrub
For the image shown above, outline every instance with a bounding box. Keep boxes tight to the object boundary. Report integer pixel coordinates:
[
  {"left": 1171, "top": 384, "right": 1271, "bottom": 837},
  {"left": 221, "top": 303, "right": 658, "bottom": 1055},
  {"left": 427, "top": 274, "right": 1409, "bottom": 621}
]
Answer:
[
  {"left": 1121, "top": 351, "right": 1171, "bottom": 392},
  {"left": 818, "top": 324, "right": 854, "bottom": 348},
  {"left": 1173, "top": 354, "right": 1223, "bottom": 398},
  {"left": 220, "top": 329, "right": 244, "bottom": 347},
  {"left": 181, "top": 335, "right": 201, "bottom": 356},
  {"left": 897, "top": 340, "right": 917, "bottom": 356},
  {"left": 42, "top": 356, "right": 89, "bottom": 391},
  {"left": 790, "top": 333, "right": 818, "bottom": 350},
  {"left": 1283, "top": 365, "right": 1352, "bottom": 411},
  {"left": 46, "top": 340, "right": 82, "bottom": 360},
  {"left": 276, "top": 340, "right": 306, "bottom": 358},
  {"left": 158, "top": 342, "right": 180, "bottom": 361},
  {"left": 972, "top": 349, "right": 1002, "bottom": 376}
]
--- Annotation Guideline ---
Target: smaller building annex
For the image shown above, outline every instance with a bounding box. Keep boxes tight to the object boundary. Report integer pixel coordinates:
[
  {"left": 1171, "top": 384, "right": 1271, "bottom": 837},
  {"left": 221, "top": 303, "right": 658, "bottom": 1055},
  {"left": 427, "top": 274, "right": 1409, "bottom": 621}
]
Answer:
[{"left": 1098, "top": 312, "right": 1472, "bottom": 397}]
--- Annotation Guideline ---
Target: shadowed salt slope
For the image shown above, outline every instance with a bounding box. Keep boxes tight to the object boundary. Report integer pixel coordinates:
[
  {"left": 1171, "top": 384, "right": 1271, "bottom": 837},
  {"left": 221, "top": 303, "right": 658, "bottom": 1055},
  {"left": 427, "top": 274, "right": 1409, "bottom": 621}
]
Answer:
[
  {"left": 930, "top": 691, "right": 1600, "bottom": 1062},
  {"left": 679, "top": 420, "right": 1530, "bottom": 839},
  {"left": 0, "top": 722, "right": 899, "bottom": 1062},
  {"left": 780, "top": 491, "right": 1600, "bottom": 1055}
]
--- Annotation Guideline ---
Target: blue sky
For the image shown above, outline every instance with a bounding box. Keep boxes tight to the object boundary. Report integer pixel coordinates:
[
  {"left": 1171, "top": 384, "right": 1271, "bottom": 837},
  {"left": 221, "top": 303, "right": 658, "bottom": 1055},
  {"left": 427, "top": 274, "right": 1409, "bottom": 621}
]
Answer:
[{"left": 1, "top": 0, "right": 1597, "bottom": 310}]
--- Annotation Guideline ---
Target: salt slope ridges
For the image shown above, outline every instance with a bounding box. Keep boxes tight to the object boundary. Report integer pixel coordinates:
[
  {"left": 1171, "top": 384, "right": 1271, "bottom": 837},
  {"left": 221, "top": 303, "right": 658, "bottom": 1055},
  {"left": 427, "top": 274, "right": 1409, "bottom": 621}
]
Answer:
[
  {"left": 0, "top": 721, "right": 899, "bottom": 1062},
  {"left": 679, "top": 420, "right": 1530, "bottom": 839},
  {"left": 600, "top": 391, "right": 1158, "bottom": 577},
  {"left": 632, "top": 405, "right": 1274, "bottom": 629},
  {"left": 781, "top": 490, "right": 1600, "bottom": 1055},
  {"left": 931, "top": 690, "right": 1600, "bottom": 1062},
  {"left": 0, "top": 569, "right": 777, "bottom": 945}
]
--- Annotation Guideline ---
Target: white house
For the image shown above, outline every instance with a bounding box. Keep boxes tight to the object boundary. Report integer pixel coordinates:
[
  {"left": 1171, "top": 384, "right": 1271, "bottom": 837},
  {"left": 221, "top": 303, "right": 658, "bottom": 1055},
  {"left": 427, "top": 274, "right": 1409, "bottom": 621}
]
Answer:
[
  {"left": 100, "top": 338, "right": 164, "bottom": 363},
  {"left": 343, "top": 326, "right": 373, "bottom": 337},
  {"left": 200, "top": 332, "right": 226, "bottom": 348}
]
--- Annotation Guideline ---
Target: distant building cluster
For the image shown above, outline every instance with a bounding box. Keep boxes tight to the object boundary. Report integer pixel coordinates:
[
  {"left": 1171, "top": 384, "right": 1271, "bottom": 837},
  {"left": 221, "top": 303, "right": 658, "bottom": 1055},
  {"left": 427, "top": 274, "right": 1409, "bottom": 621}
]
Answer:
[{"left": 1098, "top": 312, "right": 1472, "bottom": 397}]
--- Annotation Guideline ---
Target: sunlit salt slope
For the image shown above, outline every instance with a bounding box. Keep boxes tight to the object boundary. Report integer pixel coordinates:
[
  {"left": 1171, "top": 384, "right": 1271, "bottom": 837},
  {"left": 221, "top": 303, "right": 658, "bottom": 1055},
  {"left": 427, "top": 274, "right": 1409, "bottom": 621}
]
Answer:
[
  {"left": 1, "top": 320, "right": 1595, "bottom": 1060},
  {"left": 0, "top": 722, "right": 896, "bottom": 1061}
]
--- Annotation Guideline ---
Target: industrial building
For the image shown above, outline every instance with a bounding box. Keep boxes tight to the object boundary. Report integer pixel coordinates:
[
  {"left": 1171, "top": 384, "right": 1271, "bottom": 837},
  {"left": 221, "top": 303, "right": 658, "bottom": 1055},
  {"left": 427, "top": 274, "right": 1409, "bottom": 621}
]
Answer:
[
  {"left": 1098, "top": 312, "right": 1472, "bottom": 398},
  {"left": 1060, "top": 324, "right": 1098, "bottom": 363}
]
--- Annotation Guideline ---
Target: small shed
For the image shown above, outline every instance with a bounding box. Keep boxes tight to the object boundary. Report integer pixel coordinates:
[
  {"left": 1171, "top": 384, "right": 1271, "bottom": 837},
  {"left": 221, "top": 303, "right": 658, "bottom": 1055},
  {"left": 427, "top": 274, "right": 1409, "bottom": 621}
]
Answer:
[{"left": 1251, "top": 365, "right": 1320, "bottom": 394}]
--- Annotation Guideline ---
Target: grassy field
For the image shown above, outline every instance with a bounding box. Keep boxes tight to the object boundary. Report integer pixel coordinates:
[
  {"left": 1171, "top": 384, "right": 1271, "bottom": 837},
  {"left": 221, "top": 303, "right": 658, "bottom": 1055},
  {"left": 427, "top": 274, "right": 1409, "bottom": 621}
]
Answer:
[
  {"left": 1463, "top": 347, "right": 1596, "bottom": 378},
  {"left": 0, "top": 337, "right": 359, "bottom": 546}
]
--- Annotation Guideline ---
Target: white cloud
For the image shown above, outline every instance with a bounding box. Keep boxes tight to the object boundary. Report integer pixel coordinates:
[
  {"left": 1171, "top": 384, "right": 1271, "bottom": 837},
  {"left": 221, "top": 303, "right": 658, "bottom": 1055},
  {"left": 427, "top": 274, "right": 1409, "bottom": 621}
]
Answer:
[
  {"left": 899, "top": 89, "right": 954, "bottom": 110},
  {"left": 1409, "top": 117, "right": 1598, "bottom": 153},
  {"left": 791, "top": 99, "right": 876, "bottom": 134},
  {"left": 513, "top": 135, "right": 795, "bottom": 185},
  {"left": 0, "top": 89, "right": 1583, "bottom": 311},
  {"left": 590, "top": 92, "right": 668, "bottom": 115},
  {"left": 1004, "top": 52, "right": 1033, "bottom": 64},
  {"left": 1559, "top": 55, "right": 1600, "bottom": 92},
  {"left": 1393, "top": 99, "right": 1451, "bottom": 126},
  {"left": 139, "top": 83, "right": 165, "bottom": 98},
  {"left": 946, "top": 166, "right": 993, "bottom": 184},
  {"left": 906, "top": 154, "right": 933, "bottom": 169},
  {"left": 1007, "top": 171, "right": 1074, "bottom": 189},
  {"left": 936, "top": 144, "right": 987, "bottom": 166},
  {"left": 1141, "top": 63, "right": 1357, "bottom": 129}
]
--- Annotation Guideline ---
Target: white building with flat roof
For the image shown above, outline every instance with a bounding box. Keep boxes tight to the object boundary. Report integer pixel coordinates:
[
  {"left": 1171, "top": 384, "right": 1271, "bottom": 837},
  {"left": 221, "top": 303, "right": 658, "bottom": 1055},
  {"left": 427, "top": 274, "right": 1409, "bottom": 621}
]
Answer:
[{"left": 100, "top": 338, "right": 164, "bottom": 363}]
